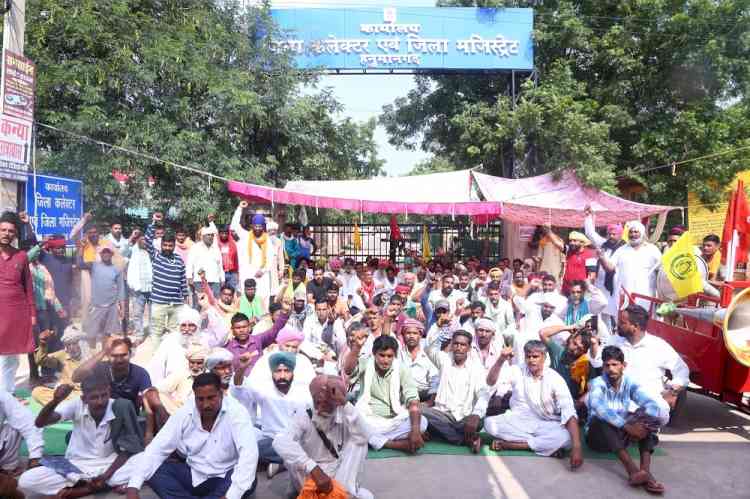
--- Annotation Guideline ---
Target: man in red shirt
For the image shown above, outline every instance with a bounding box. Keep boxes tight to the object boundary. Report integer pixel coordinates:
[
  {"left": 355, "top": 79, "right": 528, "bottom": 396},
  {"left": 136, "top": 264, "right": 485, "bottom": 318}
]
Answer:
[
  {"left": 0, "top": 212, "right": 36, "bottom": 393},
  {"left": 562, "top": 231, "right": 596, "bottom": 295},
  {"left": 217, "top": 224, "right": 239, "bottom": 293}
]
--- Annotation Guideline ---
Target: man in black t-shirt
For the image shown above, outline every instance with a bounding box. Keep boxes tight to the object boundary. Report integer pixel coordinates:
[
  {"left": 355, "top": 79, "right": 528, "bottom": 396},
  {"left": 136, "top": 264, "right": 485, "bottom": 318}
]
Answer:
[
  {"left": 71, "top": 337, "right": 165, "bottom": 419},
  {"left": 306, "top": 266, "right": 335, "bottom": 303}
]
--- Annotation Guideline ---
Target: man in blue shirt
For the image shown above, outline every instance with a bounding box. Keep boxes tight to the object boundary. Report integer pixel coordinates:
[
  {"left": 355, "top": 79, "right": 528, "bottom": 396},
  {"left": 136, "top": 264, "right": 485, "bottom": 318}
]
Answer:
[{"left": 586, "top": 345, "right": 669, "bottom": 494}]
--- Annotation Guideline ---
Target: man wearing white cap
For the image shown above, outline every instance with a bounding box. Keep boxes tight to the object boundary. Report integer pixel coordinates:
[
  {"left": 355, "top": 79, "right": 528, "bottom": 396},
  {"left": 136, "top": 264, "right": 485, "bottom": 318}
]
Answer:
[
  {"left": 206, "top": 348, "right": 236, "bottom": 392},
  {"left": 154, "top": 343, "right": 209, "bottom": 415},
  {"left": 598, "top": 221, "right": 662, "bottom": 308},
  {"left": 187, "top": 224, "right": 224, "bottom": 309},
  {"left": 148, "top": 307, "right": 205, "bottom": 385},
  {"left": 79, "top": 245, "right": 127, "bottom": 347},
  {"left": 31, "top": 325, "right": 85, "bottom": 405}
]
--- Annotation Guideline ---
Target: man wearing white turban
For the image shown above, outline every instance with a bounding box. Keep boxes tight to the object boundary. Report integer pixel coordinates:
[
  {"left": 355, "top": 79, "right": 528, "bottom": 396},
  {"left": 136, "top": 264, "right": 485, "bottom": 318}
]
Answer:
[
  {"left": 31, "top": 325, "right": 86, "bottom": 405},
  {"left": 148, "top": 306, "right": 205, "bottom": 384},
  {"left": 187, "top": 223, "right": 224, "bottom": 308},
  {"left": 598, "top": 221, "right": 662, "bottom": 309}
]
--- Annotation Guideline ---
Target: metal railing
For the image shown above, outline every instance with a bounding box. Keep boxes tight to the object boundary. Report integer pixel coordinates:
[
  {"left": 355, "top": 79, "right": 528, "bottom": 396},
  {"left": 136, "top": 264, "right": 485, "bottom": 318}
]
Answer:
[{"left": 307, "top": 222, "right": 503, "bottom": 263}]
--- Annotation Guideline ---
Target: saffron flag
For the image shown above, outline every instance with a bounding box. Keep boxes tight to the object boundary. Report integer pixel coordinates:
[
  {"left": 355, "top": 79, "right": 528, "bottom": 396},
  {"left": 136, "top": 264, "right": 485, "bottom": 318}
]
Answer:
[
  {"left": 721, "top": 179, "right": 750, "bottom": 277},
  {"left": 421, "top": 224, "right": 431, "bottom": 261},
  {"left": 353, "top": 223, "right": 362, "bottom": 251},
  {"left": 661, "top": 231, "right": 703, "bottom": 299}
]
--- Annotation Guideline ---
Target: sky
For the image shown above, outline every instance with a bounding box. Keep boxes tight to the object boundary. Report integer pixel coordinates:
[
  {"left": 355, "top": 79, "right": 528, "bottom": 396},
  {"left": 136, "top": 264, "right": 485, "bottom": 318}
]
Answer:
[{"left": 259, "top": 0, "right": 437, "bottom": 176}]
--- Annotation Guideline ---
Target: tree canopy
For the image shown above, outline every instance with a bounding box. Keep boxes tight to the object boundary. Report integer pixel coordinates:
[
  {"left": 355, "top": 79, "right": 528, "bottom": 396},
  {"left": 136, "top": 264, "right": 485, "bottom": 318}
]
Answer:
[
  {"left": 19, "top": 0, "right": 383, "bottom": 223},
  {"left": 381, "top": 0, "right": 750, "bottom": 207}
]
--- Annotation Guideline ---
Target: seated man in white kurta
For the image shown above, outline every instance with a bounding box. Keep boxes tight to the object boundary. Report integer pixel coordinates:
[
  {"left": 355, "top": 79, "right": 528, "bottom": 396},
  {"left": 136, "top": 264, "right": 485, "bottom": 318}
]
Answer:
[
  {"left": 126, "top": 372, "right": 259, "bottom": 499},
  {"left": 484, "top": 339, "right": 584, "bottom": 470},
  {"left": 231, "top": 351, "right": 312, "bottom": 467},
  {"left": 273, "top": 374, "right": 374, "bottom": 499},
  {"left": 0, "top": 390, "right": 44, "bottom": 476},
  {"left": 19, "top": 371, "right": 144, "bottom": 497},
  {"left": 342, "top": 335, "right": 427, "bottom": 454}
]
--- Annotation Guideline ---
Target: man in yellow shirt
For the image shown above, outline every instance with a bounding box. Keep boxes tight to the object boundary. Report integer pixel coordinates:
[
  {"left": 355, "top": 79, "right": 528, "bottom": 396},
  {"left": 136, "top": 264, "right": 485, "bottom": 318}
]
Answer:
[{"left": 31, "top": 325, "right": 84, "bottom": 405}]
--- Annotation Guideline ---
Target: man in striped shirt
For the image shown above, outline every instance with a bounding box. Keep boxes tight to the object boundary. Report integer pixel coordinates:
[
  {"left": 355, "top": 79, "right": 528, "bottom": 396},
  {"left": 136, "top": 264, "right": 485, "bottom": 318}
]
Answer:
[{"left": 145, "top": 212, "right": 189, "bottom": 346}]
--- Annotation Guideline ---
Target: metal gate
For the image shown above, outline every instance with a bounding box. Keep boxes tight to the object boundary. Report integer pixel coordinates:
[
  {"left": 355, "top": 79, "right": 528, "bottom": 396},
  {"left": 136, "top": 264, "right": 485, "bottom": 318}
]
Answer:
[{"left": 308, "top": 222, "right": 503, "bottom": 263}]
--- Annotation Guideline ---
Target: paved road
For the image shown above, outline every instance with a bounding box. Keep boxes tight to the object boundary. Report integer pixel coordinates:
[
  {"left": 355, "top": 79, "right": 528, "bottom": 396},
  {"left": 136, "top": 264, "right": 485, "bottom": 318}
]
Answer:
[{"left": 27, "top": 390, "right": 749, "bottom": 499}]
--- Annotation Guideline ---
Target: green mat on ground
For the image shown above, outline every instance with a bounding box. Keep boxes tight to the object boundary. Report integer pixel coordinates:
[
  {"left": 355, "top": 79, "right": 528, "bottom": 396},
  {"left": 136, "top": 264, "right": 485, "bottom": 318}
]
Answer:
[
  {"left": 15, "top": 388, "right": 666, "bottom": 461},
  {"left": 366, "top": 434, "right": 666, "bottom": 461},
  {"left": 16, "top": 388, "right": 73, "bottom": 457}
]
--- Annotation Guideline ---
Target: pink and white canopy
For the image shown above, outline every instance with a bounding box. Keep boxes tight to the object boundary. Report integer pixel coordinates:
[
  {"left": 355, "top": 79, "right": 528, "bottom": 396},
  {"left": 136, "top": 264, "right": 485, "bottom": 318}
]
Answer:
[
  {"left": 227, "top": 169, "right": 500, "bottom": 216},
  {"left": 472, "top": 170, "right": 676, "bottom": 227},
  {"left": 226, "top": 168, "right": 675, "bottom": 225}
]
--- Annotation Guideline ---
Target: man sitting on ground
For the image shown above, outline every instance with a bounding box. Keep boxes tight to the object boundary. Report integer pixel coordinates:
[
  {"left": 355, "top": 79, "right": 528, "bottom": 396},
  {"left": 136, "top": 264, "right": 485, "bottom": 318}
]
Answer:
[
  {"left": 225, "top": 307, "right": 290, "bottom": 372},
  {"left": 148, "top": 307, "right": 205, "bottom": 384},
  {"left": 20, "top": 368, "right": 145, "bottom": 497},
  {"left": 232, "top": 351, "right": 312, "bottom": 477},
  {"left": 590, "top": 304, "right": 689, "bottom": 415},
  {"left": 398, "top": 319, "right": 438, "bottom": 403},
  {"left": 540, "top": 319, "right": 594, "bottom": 418},
  {"left": 0, "top": 390, "right": 44, "bottom": 478},
  {"left": 206, "top": 348, "right": 236, "bottom": 393},
  {"left": 153, "top": 344, "right": 209, "bottom": 415},
  {"left": 72, "top": 337, "right": 160, "bottom": 415},
  {"left": 587, "top": 346, "right": 669, "bottom": 494},
  {"left": 126, "top": 372, "right": 259, "bottom": 499},
  {"left": 247, "top": 325, "right": 317, "bottom": 391},
  {"left": 423, "top": 329, "right": 489, "bottom": 453},
  {"left": 343, "top": 335, "right": 427, "bottom": 454},
  {"left": 31, "top": 325, "right": 85, "bottom": 405},
  {"left": 273, "top": 374, "right": 374, "bottom": 499},
  {"left": 484, "top": 340, "right": 583, "bottom": 470}
]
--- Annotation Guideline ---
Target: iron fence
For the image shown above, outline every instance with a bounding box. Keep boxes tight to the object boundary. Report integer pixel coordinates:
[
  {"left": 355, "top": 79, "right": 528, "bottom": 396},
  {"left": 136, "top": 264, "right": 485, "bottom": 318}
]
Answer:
[{"left": 308, "top": 222, "right": 503, "bottom": 263}]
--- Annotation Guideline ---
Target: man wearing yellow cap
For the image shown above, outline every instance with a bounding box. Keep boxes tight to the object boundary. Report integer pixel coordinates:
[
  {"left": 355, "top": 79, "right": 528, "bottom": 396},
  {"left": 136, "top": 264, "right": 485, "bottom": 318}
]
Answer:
[{"left": 562, "top": 231, "right": 596, "bottom": 295}]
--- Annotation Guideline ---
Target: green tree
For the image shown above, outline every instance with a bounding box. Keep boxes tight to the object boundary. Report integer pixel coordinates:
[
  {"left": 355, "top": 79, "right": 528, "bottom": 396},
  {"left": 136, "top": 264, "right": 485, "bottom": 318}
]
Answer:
[
  {"left": 382, "top": 0, "right": 750, "bottom": 207},
  {"left": 18, "top": 0, "right": 383, "bottom": 224}
]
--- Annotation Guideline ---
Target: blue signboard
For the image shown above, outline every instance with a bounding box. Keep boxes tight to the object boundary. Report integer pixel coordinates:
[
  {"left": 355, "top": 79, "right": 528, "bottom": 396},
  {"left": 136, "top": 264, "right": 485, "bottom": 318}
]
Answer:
[
  {"left": 25, "top": 173, "right": 83, "bottom": 238},
  {"left": 270, "top": 7, "right": 533, "bottom": 71}
]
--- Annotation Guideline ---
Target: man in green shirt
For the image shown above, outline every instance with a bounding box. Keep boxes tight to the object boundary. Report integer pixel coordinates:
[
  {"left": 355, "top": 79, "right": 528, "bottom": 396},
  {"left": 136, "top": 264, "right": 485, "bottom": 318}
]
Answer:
[{"left": 343, "top": 335, "right": 427, "bottom": 454}]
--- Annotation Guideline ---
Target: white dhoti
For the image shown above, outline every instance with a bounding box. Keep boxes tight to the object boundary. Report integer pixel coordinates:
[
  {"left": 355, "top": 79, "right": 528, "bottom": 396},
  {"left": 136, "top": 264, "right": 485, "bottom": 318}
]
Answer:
[
  {"left": 18, "top": 454, "right": 142, "bottom": 496},
  {"left": 0, "top": 424, "right": 23, "bottom": 471},
  {"left": 365, "top": 413, "right": 428, "bottom": 450},
  {"left": 484, "top": 411, "right": 571, "bottom": 457}
]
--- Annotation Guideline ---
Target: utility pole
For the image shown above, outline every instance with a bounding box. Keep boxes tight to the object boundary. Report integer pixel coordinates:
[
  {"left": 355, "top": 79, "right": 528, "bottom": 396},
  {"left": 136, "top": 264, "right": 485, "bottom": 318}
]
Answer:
[{"left": 0, "top": 0, "right": 26, "bottom": 211}]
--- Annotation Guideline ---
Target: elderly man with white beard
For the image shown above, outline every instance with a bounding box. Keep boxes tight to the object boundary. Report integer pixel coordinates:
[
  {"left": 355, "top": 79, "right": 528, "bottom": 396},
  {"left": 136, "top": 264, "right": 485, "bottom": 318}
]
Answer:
[
  {"left": 153, "top": 344, "right": 210, "bottom": 415},
  {"left": 273, "top": 375, "right": 374, "bottom": 499},
  {"left": 206, "top": 348, "right": 236, "bottom": 393},
  {"left": 148, "top": 307, "right": 206, "bottom": 385},
  {"left": 597, "top": 221, "right": 662, "bottom": 309}
]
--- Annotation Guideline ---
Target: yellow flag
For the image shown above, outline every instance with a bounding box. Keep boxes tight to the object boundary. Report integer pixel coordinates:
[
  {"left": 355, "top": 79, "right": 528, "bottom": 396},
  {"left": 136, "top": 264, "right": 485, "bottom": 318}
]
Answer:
[
  {"left": 353, "top": 223, "right": 362, "bottom": 251},
  {"left": 661, "top": 231, "right": 703, "bottom": 299},
  {"left": 422, "top": 224, "right": 431, "bottom": 261},
  {"left": 621, "top": 222, "right": 630, "bottom": 242},
  {"left": 283, "top": 265, "right": 294, "bottom": 301}
]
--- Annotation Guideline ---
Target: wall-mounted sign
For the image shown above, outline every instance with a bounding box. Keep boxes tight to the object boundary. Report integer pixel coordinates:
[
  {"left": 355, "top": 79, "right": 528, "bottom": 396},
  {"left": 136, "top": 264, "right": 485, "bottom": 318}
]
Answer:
[
  {"left": 26, "top": 173, "right": 83, "bottom": 238},
  {"left": 270, "top": 7, "right": 534, "bottom": 71}
]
